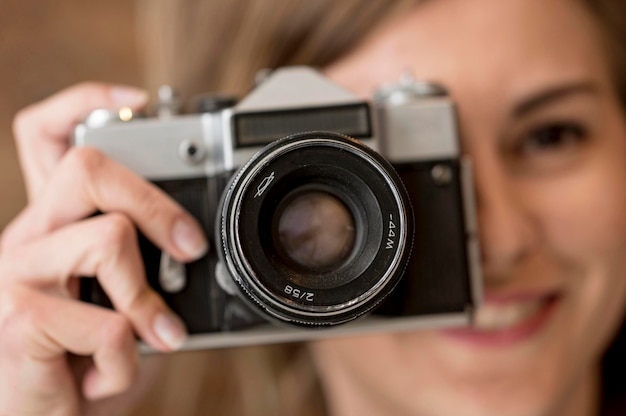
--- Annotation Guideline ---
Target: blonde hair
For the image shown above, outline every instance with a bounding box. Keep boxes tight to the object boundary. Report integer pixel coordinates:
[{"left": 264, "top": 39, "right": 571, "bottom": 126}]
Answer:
[
  {"left": 128, "top": 345, "right": 324, "bottom": 416},
  {"left": 129, "top": 0, "right": 626, "bottom": 415},
  {"left": 136, "top": 0, "right": 421, "bottom": 99}
]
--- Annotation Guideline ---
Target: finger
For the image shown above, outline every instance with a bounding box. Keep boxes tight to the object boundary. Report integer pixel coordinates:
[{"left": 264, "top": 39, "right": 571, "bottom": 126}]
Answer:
[
  {"left": 0, "top": 214, "right": 188, "bottom": 352},
  {"left": 0, "top": 285, "right": 139, "bottom": 401},
  {"left": 1, "top": 146, "right": 208, "bottom": 262},
  {"left": 12, "top": 82, "right": 148, "bottom": 200}
]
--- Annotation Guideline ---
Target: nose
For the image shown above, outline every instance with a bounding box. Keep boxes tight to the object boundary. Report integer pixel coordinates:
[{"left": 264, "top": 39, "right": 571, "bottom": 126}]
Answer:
[{"left": 473, "top": 156, "right": 539, "bottom": 284}]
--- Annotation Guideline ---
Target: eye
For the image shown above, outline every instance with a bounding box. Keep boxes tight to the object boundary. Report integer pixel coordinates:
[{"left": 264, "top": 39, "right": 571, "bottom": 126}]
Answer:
[
  {"left": 515, "top": 122, "right": 588, "bottom": 155},
  {"left": 505, "top": 121, "right": 592, "bottom": 175}
]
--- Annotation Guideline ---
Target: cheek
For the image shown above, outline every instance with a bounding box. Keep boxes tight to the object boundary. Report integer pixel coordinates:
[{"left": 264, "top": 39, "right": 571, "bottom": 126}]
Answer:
[
  {"left": 523, "top": 148, "right": 626, "bottom": 356},
  {"left": 527, "top": 155, "right": 626, "bottom": 261}
]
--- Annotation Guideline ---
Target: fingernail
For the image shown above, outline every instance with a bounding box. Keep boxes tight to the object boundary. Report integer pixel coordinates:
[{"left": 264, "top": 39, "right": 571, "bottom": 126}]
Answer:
[
  {"left": 173, "top": 218, "right": 209, "bottom": 259},
  {"left": 110, "top": 86, "right": 149, "bottom": 107},
  {"left": 154, "top": 312, "right": 188, "bottom": 351}
]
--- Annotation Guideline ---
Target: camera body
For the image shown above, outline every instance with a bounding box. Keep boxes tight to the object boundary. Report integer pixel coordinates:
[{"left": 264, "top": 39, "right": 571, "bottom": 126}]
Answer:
[{"left": 74, "top": 67, "right": 481, "bottom": 350}]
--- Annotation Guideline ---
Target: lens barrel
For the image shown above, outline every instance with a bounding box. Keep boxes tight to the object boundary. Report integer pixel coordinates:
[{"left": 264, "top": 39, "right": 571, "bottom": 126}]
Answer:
[{"left": 218, "top": 131, "right": 413, "bottom": 326}]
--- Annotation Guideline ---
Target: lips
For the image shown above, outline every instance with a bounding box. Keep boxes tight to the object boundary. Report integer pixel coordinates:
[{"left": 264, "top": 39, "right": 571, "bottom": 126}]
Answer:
[{"left": 440, "top": 292, "right": 561, "bottom": 346}]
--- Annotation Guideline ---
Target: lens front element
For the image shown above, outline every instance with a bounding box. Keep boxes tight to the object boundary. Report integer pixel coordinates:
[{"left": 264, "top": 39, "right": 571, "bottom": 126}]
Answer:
[
  {"left": 218, "top": 132, "right": 413, "bottom": 326},
  {"left": 275, "top": 190, "right": 356, "bottom": 272}
]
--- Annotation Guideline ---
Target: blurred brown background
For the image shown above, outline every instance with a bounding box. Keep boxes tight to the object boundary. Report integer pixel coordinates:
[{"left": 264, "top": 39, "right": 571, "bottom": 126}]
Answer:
[{"left": 0, "top": 0, "right": 141, "bottom": 230}]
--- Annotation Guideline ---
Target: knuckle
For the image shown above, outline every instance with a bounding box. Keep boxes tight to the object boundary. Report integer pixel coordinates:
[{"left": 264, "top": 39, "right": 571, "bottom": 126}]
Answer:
[
  {"left": 126, "top": 288, "right": 158, "bottom": 320},
  {"left": 74, "top": 81, "right": 105, "bottom": 92},
  {"left": 71, "top": 82, "right": 111, "bottom": 108},
  {"left": 101, "top": 314, "right": 135, "bottom": 353},
  {"left": 0, "top": 285, "right": 27, "bottom": 318},
  {"left": 0, "top": 285, "right": 36, "bottom": 331},
  {"left": 0, "top": 207, "right": 33, "bottom": 252},
  {"left": 136, "top": 185, "right": 176, "bottom": 222},
  {"left": 64, "top": 146, "right": 107, "bottom": 180},
  {"left": 0, "top": 224, "right": 18, "bottom": 253},
  {"left": 99, "top": 213, "right": 137, "bottom": 249},
  {"left": 12, "top": 107, "right": 35, "bottom": 143}
]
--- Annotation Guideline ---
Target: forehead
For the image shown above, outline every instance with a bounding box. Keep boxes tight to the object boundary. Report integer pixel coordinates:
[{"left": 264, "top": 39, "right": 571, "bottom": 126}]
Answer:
[{"left": 332, "top": 0, "right": 610, "bottom": 99}]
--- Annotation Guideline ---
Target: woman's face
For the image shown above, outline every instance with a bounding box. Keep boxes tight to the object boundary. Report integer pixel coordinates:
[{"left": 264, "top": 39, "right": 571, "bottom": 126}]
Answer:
[{"left": 314, "top": 0, "right": 626, "bottom": 415}]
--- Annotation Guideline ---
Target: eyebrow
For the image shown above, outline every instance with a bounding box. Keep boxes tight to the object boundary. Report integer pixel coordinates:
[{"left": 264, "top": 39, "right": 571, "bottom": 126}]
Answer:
[{"left": 513, "top": 82, "right": 598, "bottom": 117}]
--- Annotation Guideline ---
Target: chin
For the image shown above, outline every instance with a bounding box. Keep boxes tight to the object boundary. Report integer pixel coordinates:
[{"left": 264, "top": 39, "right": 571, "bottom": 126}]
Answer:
[
  {"left": 391, "top": 327, "right": 582, "bottom": 416},
  {"left": 450, "top": 374, "right": 568, "bottom": 416},
  {"left": 401, "top": 361, "right": 576, "bottom": 416}
]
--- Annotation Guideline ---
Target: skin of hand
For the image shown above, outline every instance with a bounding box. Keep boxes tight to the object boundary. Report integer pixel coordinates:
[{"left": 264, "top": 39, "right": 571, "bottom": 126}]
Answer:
[{"left": 0, "top": 84, "right": 208, "bottom": 416}]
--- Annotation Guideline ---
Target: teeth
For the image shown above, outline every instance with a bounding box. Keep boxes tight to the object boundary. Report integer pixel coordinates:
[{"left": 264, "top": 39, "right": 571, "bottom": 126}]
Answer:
[{"left": 473, "top": 301, "right": 544, "bottom": 331}]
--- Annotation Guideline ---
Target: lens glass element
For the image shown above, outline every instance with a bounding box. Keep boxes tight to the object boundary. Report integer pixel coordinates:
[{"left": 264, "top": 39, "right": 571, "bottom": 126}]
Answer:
[
  {"left": 219, "top": 132, "right": 413, "bottom": 326},
  {"left": 275, "top": 191, "right": 355, "bottom": 272}
]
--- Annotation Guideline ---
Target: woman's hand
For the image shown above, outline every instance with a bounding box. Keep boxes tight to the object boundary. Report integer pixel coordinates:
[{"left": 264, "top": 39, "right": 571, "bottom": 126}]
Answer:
[
  {"left": 12, "top": 82, "right": 148, "bottom": 201},
  {"left": 0, "top": 84, "right": 209, "bottom": 415}
]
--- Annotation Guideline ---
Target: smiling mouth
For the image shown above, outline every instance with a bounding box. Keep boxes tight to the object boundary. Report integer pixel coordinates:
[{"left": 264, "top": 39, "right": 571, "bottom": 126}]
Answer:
[
  {"left": 440, "top": 293, "right": 561, "bottom": 346},
  {"left": 474, "top": 294, "right": 560, "bottom": 330}
]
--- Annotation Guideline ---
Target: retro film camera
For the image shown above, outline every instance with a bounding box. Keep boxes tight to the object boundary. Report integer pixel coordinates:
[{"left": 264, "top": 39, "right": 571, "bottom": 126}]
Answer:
[{"left": 74, "top": 67, "right": 481, "bottom": 351}]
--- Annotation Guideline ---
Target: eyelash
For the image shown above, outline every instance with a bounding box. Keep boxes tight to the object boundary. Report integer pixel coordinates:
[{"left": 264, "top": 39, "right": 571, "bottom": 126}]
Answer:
[{"left": 515, "top": 122, "right": 588, "bottom": 155}]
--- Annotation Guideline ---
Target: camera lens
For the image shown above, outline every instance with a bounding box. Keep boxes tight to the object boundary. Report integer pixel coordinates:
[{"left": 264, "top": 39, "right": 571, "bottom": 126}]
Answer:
[
  {"left": 218, "top": 131, "right": 413, "bottom": 326},
  {"left": 275, "top": 190, "right": 355, "bottom": 272}
]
